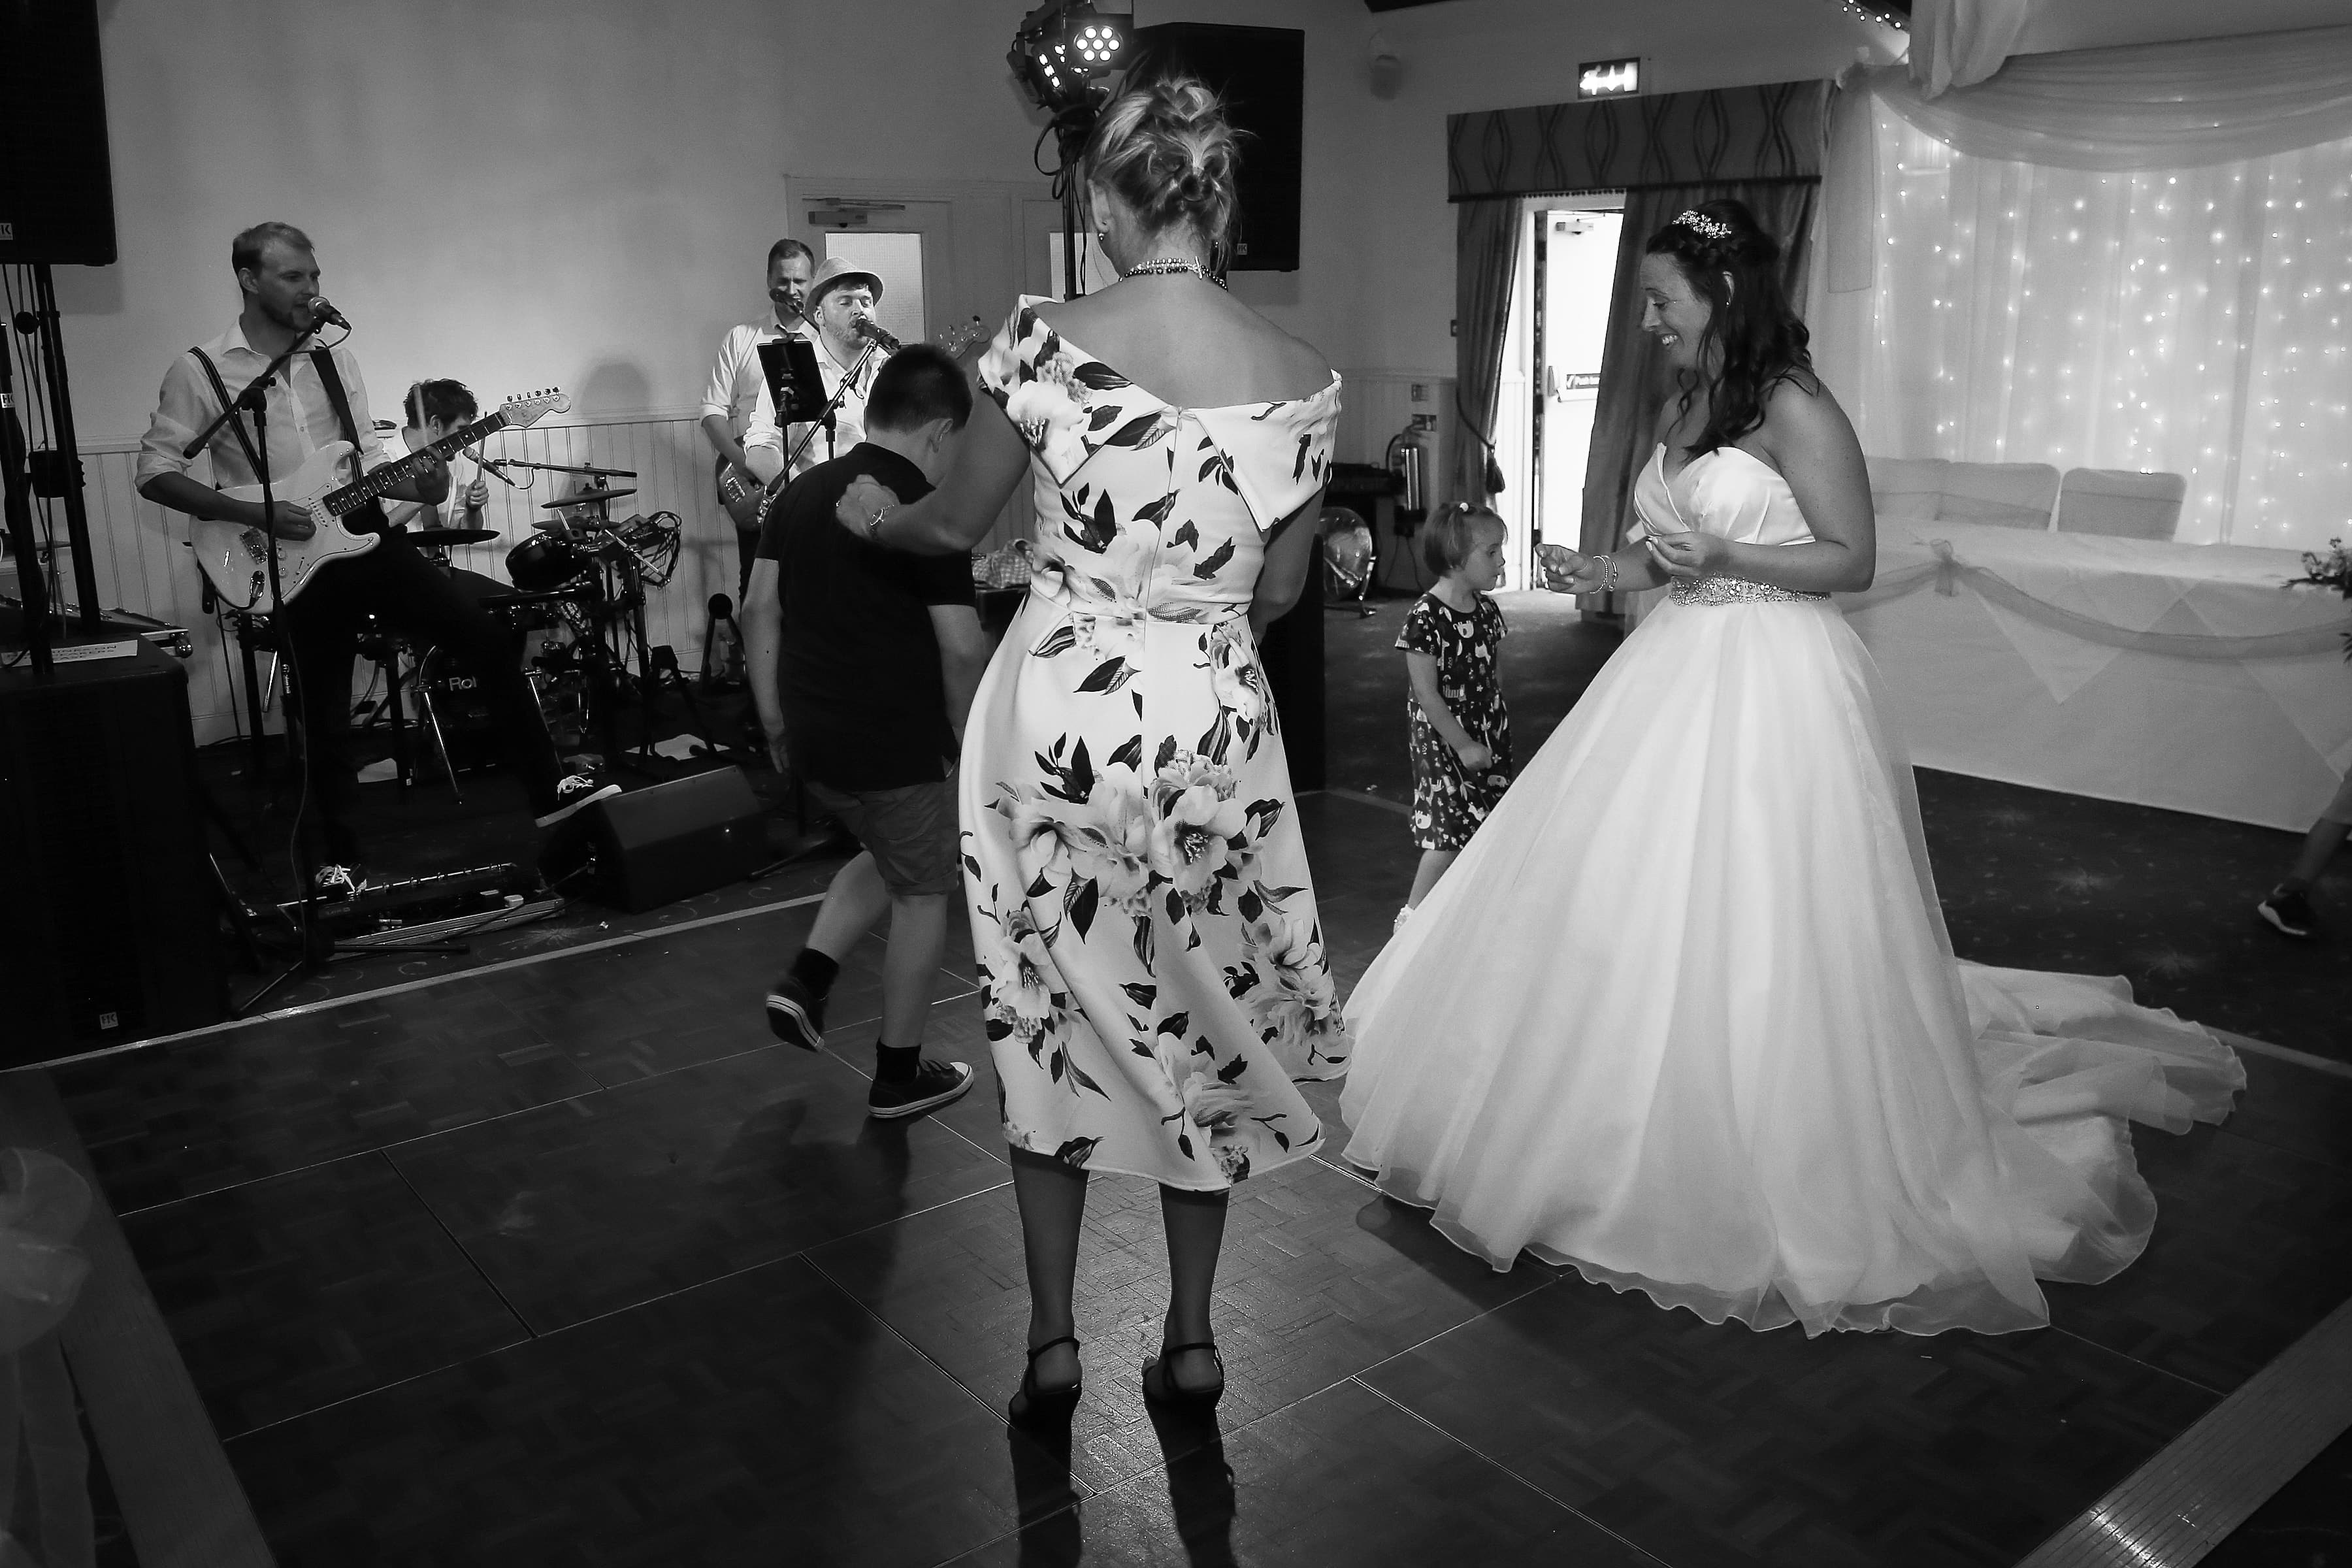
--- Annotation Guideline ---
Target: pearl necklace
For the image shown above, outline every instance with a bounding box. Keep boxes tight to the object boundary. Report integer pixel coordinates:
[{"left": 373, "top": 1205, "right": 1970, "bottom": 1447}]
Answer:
[{"left": 1121, "top": 257, "right": 1228, "bottom": 290}]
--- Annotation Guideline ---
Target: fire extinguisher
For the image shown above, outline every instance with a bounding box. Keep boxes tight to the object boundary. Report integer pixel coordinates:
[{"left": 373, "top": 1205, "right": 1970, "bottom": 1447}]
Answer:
[{"left": 1386, "top": 417, "right": 1434, "bottom": 532}]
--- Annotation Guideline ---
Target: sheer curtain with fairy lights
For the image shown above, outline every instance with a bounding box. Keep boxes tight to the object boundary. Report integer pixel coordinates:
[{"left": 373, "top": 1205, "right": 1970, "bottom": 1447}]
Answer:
[
  {"left": 1848, "top": 110, "right": 2351, "bottom": 551},
  {"left": 1817, "top": 25, "right": 2352, "bottom": 553}
]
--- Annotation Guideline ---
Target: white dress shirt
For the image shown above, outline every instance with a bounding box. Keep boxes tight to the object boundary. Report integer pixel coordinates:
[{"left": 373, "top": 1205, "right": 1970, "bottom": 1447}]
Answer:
[
  {"left": 137, "top": 319, "right": 389, "bottom": 494},
  {"left": 742, "top": 331, "right": 885, "bottom": 482},
  {"left": 702, "top": 309, "right": 804, "bottom": 442}
]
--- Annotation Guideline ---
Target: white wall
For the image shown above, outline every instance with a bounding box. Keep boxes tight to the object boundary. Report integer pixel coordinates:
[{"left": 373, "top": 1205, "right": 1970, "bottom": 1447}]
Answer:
[
  {"left": 1331, "top": 0, "right": 1903, "bottom": 376},
  {"left": 44, "top": 0, "right": 1910, "bottom": 745},
  {"left": 67, "top": 0, "right": 1075, "bottom": 437},
  {"left": 62, "top": 0, "right": 1904, "bottom": 444}
]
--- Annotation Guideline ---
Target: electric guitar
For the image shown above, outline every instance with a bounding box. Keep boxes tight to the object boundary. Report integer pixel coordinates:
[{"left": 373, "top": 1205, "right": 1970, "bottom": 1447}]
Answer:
[
  {"left": 192, "top": 388, "right": 569, "bottom": 609},
  {"left": 715, "top": 454, "right": 765, "bottom": 529}
]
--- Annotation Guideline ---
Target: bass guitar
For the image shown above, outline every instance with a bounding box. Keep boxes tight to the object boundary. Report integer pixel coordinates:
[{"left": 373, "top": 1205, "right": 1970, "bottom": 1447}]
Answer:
[{"left": 193, "top": 388, "right": 569, "bottom": 610}]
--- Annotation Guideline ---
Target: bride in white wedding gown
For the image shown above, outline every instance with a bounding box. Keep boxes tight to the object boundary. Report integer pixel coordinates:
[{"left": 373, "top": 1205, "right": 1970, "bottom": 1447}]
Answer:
[{"left": 1340, "top": 201, "right": 2242, "bottom": 1336}]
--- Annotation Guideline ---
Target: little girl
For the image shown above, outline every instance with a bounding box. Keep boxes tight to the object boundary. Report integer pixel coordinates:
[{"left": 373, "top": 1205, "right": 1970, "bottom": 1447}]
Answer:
[{"left": 1397, "top": 504, "right": 1512, "bottom": 927}]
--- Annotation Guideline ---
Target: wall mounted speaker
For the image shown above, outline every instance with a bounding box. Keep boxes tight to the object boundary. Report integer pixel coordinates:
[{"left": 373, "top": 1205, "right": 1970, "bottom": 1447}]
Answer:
[
  {"left": 1129, "top": 24, "right": 1305, "bottom": 273},
  {"left": 0, "top": 0, "right": 118, "bottom": 265}
]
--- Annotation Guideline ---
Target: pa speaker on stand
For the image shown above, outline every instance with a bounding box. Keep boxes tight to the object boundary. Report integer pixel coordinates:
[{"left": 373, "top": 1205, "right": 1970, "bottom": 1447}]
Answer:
[{"left": 0, "top": 0, "right": 118, "bottom": 266}]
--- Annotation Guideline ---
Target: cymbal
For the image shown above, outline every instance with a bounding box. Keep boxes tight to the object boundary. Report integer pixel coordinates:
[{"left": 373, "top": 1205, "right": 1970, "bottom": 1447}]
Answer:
[
  {"left": 407, "top": 527, "right": 500, "bottom": 546},
  {"left": 540, "top": 489, "right": 636, "bottom": 510}
]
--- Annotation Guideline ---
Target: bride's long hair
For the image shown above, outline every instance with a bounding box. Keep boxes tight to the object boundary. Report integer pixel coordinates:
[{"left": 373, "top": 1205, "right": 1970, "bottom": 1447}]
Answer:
[{"left": 1645, "top": 199, "right": 1816, "bottom": 457}]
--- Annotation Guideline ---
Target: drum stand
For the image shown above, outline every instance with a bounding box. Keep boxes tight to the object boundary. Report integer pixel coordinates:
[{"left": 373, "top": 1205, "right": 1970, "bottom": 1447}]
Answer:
[
  {"left": 220, "top": 608, "right": 285, "bottom": 779},
  {"left": 351, "top": 617, "right": 434, "bottom": 801},
  {"left": 609, "top": 547, "right": 727, "bottom": 770}
]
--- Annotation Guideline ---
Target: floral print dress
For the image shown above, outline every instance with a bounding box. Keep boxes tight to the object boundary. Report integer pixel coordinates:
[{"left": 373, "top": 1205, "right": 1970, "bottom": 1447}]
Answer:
[
  {"left": 966, "top": 297, "right": 1350, "bottom": 1190},
  {"left": 1399, "top": 591, "right": 1512, "bottom": 851}
]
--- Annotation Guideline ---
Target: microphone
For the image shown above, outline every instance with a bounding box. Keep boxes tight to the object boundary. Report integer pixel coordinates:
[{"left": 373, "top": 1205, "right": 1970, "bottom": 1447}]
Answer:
[
  {"left": 308, "top": 297, "right": 351, "bottom": 331},
  {"left": 476, "top": 455, "right": 520, "bottom": 487},
  {"left": 852, "top": 314, "right": 901, "bottom": 353}
]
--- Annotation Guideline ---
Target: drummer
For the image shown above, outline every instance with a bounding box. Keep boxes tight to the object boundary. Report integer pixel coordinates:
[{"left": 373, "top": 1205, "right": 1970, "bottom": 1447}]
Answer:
[{"left": 379, "top": 379, "right": 494, "bottom": 534}]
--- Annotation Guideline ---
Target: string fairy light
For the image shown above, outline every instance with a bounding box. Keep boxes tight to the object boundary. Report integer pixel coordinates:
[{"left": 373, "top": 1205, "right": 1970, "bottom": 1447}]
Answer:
[{"left": 1860, "top": 108, "right": 2351, "bottom": 549}]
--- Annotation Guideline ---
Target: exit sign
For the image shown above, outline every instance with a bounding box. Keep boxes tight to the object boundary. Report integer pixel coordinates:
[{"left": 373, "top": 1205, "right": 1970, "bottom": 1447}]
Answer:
[{"left": 1578, "top": 57, "right": 1640, "bottom": 98}]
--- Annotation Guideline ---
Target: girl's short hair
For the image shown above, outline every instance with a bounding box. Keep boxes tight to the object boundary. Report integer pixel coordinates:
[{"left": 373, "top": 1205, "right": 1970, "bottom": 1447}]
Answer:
[{"left": 1421, "top": 502, "right": 1505, "bottom": 578}]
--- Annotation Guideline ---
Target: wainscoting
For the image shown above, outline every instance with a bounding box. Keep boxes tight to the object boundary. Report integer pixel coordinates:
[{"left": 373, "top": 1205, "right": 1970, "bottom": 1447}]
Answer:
[{"left": 58, "top": 379, "right": 1451, "bottom": 748}]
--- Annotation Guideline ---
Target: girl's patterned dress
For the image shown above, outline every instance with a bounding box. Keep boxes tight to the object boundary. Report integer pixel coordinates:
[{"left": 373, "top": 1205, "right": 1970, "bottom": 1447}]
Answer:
[
  {"left": 1399, "top": 591, "right": 1511, "bottom": 851},
  {"left": 964, "top": 297, "right": 1351, "bottom": 1190}
]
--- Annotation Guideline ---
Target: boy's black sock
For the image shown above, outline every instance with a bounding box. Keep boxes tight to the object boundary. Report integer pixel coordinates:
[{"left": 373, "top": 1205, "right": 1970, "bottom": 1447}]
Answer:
[
  {"left": 875, "top": 1041, "right": 921, "bottom": 1083},
  {"left": 791, "top": 947, "right": 840, "bottom": 998}
]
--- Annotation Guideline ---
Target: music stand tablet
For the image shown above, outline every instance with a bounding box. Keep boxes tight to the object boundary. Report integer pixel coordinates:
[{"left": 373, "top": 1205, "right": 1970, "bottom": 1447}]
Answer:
[{"left": 756, "top": 337, "right": 828, "bottom": 424}]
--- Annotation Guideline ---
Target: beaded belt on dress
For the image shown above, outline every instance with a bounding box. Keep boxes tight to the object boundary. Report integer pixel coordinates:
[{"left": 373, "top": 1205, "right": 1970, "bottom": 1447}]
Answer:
[{"left": 1669, "top": 576, "right": 1827, "bottom": 606}]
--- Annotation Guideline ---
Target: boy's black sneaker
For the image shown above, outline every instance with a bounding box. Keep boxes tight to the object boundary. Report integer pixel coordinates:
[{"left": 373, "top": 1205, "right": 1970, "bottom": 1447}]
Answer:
[
  {"left": 764, "top": 973, "right": 826, "bottom": 1051},
  {"left": 2257, "top": 889, "right": 2314, "bottom": 938},
  {"left": 868, "top": 1059, "right": 973, "bottom": 1120}
]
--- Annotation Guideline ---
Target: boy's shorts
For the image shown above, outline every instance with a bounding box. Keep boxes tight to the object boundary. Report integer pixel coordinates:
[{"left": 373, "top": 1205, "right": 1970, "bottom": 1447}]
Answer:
[{"left": 806, "top": 772, "right": 962, "bottom": 896}]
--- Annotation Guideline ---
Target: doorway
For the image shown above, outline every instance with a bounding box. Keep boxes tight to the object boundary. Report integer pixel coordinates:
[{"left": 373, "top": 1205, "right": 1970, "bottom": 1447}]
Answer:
[
  {"left": 1494, "top": 195, "right": 1624, "bottom": 593},
  {"left": 804, "top": 200, "right": 955, "bottom": 346}
]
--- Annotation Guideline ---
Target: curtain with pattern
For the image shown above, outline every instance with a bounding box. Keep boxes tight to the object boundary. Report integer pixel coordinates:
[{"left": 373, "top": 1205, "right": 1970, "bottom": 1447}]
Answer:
[{"left": 1448, "top": 80, "right": 1828, "bottom": 559}]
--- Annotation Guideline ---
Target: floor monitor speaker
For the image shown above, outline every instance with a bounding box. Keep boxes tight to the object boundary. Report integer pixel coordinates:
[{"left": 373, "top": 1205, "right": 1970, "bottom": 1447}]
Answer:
[
  {"left": 1129, "top": 24, "right": 1304, "bottom": 273},
  {"left": 0, "top": 0, "right": 118, "bottom": 265},
  {"left": 0, "top": 645, "right": 223, "bottom": 1061},
  {"left": 539, "top": 766, "right": 768, "bottom": 912}
]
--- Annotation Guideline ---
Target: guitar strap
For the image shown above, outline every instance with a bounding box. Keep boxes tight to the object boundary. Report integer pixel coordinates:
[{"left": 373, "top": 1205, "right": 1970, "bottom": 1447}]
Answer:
[
  {"left": 186, "top": 346, "right": 267, "bottom": 478},
  {"left": 307, "top": 349, "right": 390, "bottom": 535}
]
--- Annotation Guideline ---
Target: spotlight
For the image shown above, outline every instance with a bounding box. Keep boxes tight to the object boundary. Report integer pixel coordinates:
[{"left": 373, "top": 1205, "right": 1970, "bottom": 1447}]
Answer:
[{"left": 1009, "top": 1, "right": 1130, "bottom": 116}]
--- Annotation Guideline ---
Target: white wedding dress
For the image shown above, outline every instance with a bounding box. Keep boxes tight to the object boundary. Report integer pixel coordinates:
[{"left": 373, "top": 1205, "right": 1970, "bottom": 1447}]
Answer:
[{"left": 1339, "top": 443, "right": 2244, "bottom": 1336}]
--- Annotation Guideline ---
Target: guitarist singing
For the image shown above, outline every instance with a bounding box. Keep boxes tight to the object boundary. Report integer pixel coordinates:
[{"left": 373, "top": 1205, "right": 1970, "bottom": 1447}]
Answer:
[
  {"left": 137, "top": 221, "right": 616, "bottom": 895},
  {"left": 700, "top": 237, "right": 815, "bottom": 597}
]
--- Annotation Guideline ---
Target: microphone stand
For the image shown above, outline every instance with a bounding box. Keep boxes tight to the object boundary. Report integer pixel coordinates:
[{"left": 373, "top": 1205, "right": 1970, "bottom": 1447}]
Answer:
[
  {"left": 185, "top": 321, "right": 465, "bottom": 1018},
  {"left": 783, "top": 338, "right": 880, "bottom": 474}
]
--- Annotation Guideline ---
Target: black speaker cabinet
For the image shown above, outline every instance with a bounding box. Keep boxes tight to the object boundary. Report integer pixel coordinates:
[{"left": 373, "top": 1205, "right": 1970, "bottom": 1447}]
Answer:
[
  {"left": 1130, "top": 24, "right": 1305, "bottom": 272},
  {"left": 0, "top": 0, "right": 118, "bottom": 265},
  {"left": 539, "top": 766, "right": 768, "bottom": 912},
  {"left": 0, "top": 645, "right": 223, "bottom": 1061}
]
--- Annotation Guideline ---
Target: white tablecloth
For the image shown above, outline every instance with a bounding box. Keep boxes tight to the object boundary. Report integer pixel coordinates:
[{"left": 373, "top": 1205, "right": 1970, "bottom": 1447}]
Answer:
[{"left": 1838, "top": 521, "right": 2352, "bottom": 831}]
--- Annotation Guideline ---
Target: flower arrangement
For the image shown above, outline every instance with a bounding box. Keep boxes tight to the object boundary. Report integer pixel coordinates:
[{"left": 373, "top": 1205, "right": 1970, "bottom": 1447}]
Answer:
[{"left": 2287, "top": 539, "right": 2352, "bottom": 660}]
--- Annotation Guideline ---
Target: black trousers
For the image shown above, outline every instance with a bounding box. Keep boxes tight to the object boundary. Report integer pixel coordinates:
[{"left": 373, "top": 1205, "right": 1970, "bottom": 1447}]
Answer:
[{"left": 280, "top": 534, "right": 561, "bottom": 865}]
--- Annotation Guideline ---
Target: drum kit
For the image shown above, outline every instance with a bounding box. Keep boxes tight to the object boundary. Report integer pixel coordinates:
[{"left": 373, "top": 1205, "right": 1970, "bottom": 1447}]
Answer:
[{"left": 376, "top": 463, "right": 694, "bottom": 791}]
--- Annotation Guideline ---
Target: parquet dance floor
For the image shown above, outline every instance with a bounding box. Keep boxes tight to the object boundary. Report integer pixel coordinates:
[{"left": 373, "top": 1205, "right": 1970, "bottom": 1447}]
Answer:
[{"left": 32, "top": 791, "right": 2352, "bottom": 1565}]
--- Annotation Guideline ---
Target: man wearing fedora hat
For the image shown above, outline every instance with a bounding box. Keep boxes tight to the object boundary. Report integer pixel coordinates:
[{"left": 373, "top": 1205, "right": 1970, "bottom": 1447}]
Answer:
[{"left": 743, "top": 255, "right": 892, "bottom": 490}]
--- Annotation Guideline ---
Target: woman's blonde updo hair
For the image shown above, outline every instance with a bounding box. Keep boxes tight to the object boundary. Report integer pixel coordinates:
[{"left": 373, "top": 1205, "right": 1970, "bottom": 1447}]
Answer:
[{"left": 1083, "top": 75, "right": 1241, "bottom": 250}]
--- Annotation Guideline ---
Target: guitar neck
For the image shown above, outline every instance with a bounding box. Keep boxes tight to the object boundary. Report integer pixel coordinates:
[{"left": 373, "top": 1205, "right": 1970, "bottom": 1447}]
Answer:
[{"left": 325, "top": 411, "right": 511, "bottom": 517}]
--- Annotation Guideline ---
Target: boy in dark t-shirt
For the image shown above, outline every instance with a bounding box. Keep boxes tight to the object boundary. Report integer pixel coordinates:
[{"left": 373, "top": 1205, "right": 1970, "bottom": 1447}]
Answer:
[{"left": 743, "top": 344, "right": 991, "bottom": 1119}]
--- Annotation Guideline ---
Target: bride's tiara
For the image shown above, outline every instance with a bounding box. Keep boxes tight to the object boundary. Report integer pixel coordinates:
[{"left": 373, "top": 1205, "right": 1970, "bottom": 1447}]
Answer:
[{"left": 1674, "top": 210, "right": 1735, "bottom": 242}]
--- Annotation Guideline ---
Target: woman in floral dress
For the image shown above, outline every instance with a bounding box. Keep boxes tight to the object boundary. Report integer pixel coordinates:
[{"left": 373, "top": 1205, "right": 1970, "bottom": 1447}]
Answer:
[{"left": 832, "top": 77, "right": 1347, "bottom": 1418}]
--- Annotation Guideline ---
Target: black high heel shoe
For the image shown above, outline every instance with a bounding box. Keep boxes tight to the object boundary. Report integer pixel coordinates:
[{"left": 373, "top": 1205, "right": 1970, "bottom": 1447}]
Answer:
[
  {"left": 1140, "top": 1340, "right": 1224, "bottom": 1410},
  {"left": 1009, "top": 1335, "right": 1083, "bottom": 1428}
]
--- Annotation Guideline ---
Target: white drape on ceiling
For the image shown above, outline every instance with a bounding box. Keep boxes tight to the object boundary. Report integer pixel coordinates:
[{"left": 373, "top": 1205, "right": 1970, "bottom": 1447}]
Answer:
[
  {"left": 1908, "top": 0, "right": 2038, "bottom": 99},
  {"left": 1813, "top": 25, "right": 2352, "bottom": 551}
]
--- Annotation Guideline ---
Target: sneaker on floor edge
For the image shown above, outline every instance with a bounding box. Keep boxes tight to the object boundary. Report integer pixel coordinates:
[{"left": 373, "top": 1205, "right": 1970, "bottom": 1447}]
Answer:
[
  {"left": 2257, "top": 889, "right": 2315, "bottom": 938},
  {"left": 536, "top": 773, "right": 621, "bottom": 828},
  {"left": 764, "top": 972, "right": 826, "bottom": 1052},
  {"left": 868, "top": 1059, "right": 973, "bottom": 1120}
]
